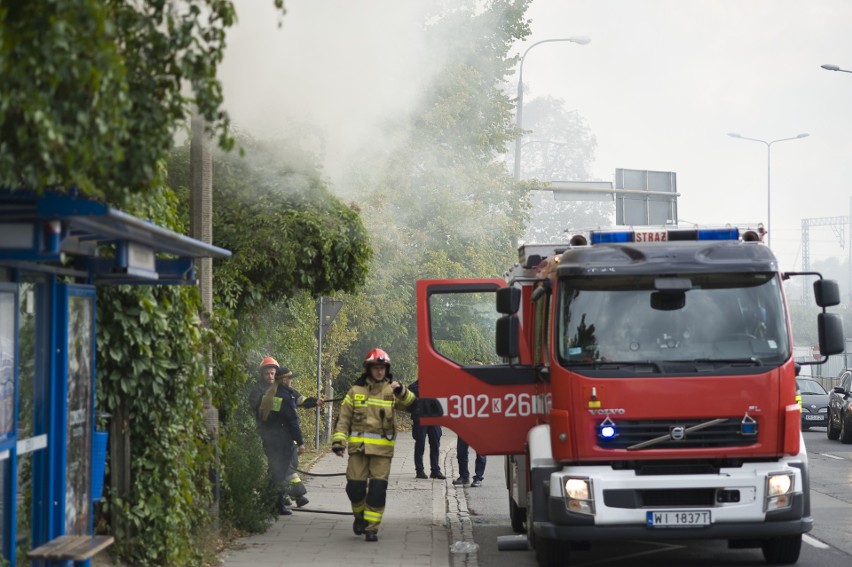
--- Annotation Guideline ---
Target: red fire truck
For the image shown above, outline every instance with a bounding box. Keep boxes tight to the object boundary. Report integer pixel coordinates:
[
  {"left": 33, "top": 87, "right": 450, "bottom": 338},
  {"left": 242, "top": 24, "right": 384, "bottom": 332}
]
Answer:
[{"left": 416, "top": 226, "right": 844, "bottom": 566}]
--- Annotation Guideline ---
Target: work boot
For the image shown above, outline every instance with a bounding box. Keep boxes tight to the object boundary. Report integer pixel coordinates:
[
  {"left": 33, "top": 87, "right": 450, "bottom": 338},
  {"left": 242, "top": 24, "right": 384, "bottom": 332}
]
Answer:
[
  {"left": 295, "top": 495, "right": 309, "bottom": 508},
  {"left": 353, "top": 517, "right": 368, "bottom": 535},
  {"left": 365, "top": 532, "right": 378, "bottom": 542},
  {"left": 415, "top": 470, "right": 428, "bottom": 479},
  {"left": 277, "top": 494, "right": 293, "bottom": 515},
  {"left": 430, "top": 471, "right": 446, "bottom": 480}
]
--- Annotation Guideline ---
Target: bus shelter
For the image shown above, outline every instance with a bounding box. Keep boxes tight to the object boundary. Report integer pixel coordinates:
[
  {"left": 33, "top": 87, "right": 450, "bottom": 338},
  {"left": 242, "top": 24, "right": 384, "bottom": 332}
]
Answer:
[{"left": 0, "top": 190, "right": 230, "bottom": 565}]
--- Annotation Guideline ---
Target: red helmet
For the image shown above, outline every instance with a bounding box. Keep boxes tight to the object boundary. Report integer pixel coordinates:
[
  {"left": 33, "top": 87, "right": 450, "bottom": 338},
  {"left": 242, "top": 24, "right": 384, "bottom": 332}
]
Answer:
[
  {"left": 363, "top": 348, "right": 390, "bottom": 370},
  {"left": 259, "top": 356, "right": 280, "bottom": 370}
]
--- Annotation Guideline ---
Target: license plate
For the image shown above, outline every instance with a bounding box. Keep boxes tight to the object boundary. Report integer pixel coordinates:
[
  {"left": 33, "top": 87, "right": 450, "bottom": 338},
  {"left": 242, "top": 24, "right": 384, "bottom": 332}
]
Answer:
[
  {"left": 804, "top": 415, "right": 825, "bottom": 421},
  {"left": 646, "top": 510, "right": 711, "bottom": 528}
]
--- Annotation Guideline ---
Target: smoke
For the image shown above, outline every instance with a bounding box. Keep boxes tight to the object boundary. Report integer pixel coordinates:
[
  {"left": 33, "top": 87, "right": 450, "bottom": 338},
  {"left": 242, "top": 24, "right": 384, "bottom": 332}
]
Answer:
[{"left": 220, "top": 0, "right": 447, "bottom": 194}]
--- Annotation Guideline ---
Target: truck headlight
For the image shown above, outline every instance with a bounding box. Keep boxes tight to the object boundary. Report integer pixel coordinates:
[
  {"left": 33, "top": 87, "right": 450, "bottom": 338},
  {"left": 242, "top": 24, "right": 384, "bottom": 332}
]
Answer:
[
  {"left": 765, "top": 472, "right": 794, "bottom": 512},
  {"left": 563, "top": 477, "right": 595, "bottom": 515}
]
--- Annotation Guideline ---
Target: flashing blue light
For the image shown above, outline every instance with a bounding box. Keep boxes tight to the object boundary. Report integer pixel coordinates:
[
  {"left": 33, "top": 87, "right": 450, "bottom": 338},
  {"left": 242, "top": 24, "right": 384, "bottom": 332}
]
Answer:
[
  {"left": 590, "top": 231, "right": 634, "bottom": 244},
  {"left": 697, "top": 228, "right": 739, "bottom": 241},
  {"left": 600, "top": 425, "right": 616, "bottom": 439}
]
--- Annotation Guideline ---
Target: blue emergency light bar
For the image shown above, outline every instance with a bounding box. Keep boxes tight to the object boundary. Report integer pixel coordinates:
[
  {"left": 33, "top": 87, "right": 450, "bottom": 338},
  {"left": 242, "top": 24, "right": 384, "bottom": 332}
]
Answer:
[{"left": 589, "top": 227, "right": 740, "bottom": 245}]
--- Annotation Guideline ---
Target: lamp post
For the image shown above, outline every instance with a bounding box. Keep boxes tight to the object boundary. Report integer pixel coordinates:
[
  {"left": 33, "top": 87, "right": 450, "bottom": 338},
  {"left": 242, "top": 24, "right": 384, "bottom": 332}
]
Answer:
[
  {"left": 821, "top": 64, "right": 852, "bottom": 303},
  {"left": 821, "top": 63, "right": 852, "bottom": 74},
  {"left": 513, "top": 36, "right": 590, "bottom": 181},
  {"left": 727, "top": 132, "right": 809, "bottom": 248}
]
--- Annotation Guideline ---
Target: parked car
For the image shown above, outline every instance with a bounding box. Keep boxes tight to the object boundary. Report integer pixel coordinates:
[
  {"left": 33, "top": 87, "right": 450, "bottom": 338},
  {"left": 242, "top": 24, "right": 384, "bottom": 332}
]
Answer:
[
  {"left": 827, "top": 369, "right": 852, "bottom": 443},
  {"left": 796, "top": 377, "right": 829, "bottom": 430}
]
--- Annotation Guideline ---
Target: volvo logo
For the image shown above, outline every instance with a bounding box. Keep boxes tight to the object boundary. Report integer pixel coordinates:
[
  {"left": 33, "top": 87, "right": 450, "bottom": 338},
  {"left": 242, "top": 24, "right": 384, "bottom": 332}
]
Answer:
[
  {"left": 670, "top": 426, "right": 686, "bottom": 441},
  {"left": 587, "top": 408, "right": 626, "bottom": 416}
]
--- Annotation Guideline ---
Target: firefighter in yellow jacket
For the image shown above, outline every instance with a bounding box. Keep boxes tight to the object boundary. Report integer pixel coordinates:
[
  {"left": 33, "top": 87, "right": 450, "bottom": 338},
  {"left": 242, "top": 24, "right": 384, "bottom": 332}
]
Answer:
[{"left": 332, "top": 348, "right": 416, "bottom": 542}]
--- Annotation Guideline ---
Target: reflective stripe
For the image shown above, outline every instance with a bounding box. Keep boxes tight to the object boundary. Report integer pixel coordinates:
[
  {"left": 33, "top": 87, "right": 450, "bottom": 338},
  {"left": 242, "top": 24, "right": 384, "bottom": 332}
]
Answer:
[
  {"left": 332, "top": 432, "right": 348, "bottom": 442},
  {"left": 342, "top": 397, "right": 353, "bottom": 407},
  {"left": 363, "top": 510, "right": 383, "bottom": 522},
  {"left": 367, "top": 399, "right": 393, "bottom": 407},
  {"left": 352, "top": 503, "right": 365, "bottom": 514},
  {"left": 350, "top": 431, "right": 389, "bottom": 440},
  {"left": 348, "top": 435, "right": 395, "bottom": 447},
  {"left": 401, "top": 390, "right": 415, "bottom": 405}
]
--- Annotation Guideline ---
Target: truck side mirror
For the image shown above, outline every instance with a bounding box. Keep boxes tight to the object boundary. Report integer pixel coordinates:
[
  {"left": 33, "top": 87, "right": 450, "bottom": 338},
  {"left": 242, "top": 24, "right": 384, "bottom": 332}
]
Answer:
[
  {"left": 496, "top": 286, "right": 521, "bottom": 314},
  {"left": 814, "top": 280, "right": 840, "bottom": 307},
  {"left": 496, "top": 314, "right": 519, "bottom": 358},
  {"left": 818, "top": 313, "right": 844, "bottom": 356}
]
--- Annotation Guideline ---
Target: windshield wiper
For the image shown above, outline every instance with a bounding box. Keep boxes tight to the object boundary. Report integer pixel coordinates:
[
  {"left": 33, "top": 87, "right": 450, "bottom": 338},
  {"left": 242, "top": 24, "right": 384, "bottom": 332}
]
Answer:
[
  {"left": 568, "top": 361, "right": 664, "bottom": 373},
  {"left": 666, "top": 357, "right": 763, "bottom": 367}
]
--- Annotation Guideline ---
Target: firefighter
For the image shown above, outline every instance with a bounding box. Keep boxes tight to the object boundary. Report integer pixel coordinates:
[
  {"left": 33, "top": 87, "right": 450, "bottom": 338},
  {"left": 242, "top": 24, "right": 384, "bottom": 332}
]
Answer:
[
  {"left": 332, "top": 348, "right": 416, "bottom": 542},
  {"left": 274, "top": 365, "right": 326, "bottom": 507},
  {"left": 248, "top": 356, "right": 306, "bottom": 515}
]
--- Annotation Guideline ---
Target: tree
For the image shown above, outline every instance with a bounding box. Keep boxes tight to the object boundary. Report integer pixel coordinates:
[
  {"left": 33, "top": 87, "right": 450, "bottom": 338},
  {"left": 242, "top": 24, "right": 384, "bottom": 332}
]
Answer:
[
  {"left": 0, "top": 0, "right": 285, "bottom": 201},
  {"left": 519, "top": 95, "right": 611, "bottom": 243},
  {"left": 341, "top": 0, "right": 534, "bottom": 380},
  {"left": 167, "top": 134, "right": 371, "bottom": 314}
]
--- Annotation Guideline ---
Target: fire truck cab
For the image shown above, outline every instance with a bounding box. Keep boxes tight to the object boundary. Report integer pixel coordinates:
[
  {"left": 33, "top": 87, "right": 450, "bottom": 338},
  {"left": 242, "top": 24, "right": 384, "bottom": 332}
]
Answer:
[{"left": 416, "top": 226, "right": 845, "bottom": 566}]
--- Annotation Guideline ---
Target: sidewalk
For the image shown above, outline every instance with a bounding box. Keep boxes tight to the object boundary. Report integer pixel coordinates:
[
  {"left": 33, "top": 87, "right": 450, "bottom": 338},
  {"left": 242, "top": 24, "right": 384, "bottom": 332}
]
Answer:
[{"left": 216, "top": 431, "right": 464, "bottom": 567}]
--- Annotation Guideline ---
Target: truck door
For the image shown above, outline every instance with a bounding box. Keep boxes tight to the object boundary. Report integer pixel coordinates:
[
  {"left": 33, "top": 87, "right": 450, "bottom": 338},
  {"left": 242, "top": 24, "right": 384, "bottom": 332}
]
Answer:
[{"left": 416, "top": 279, "right": 540, "bottom": 455}]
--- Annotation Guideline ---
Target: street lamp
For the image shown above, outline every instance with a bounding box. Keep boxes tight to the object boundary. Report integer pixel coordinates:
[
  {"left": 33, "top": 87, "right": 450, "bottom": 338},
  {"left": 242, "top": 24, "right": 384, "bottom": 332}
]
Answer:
[
  {"left": 821, "top": 63, "right": 852, "bottom": 74},
  {"left": 513, "top": 36, "right": 590, "bottom": 181},
  {"left": 727, "top": 133, "right": 809, "bottom": 248},
  {"left": 821, "top": 63, "right": 852, "bottom": 303}
]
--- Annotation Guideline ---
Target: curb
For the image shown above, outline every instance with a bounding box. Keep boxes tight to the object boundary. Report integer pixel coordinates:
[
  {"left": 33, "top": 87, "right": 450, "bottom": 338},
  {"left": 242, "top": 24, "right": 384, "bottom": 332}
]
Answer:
[{"left": 443, "top": 443, "right": 479, "bottom": 567}]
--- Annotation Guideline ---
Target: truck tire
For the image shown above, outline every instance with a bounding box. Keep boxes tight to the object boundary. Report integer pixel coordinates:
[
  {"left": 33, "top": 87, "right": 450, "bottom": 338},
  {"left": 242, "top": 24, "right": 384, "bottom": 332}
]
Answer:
[
  {"left": 535, "top": 536, "right": 571, "bottom": 567},
  {"left": 840, "top": 413, "right": 852, "bottom": 444},
  {"left": 827, "top": 413, "right": 841, "bottom": 440},
  {"left": 509, "top": 495, "right": 525, "bottom": 534},
  {"left": 761, "top": 534, "right": 802, "bottom": 565}
]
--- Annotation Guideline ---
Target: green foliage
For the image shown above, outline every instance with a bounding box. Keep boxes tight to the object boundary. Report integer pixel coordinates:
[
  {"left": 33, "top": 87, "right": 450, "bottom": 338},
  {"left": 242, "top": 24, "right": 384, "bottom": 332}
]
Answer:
[
  {"left": 96, "top": 189, "right": 214, "bottom": 566},
  {"left": 167, "top": 136, "right": 371, "bottom": 313},
  {"left": 220, "top": 380, "right": 277, "bottom": 533},
  {"left": 0, "top": 1, "right": 285, "bottom": 201}
]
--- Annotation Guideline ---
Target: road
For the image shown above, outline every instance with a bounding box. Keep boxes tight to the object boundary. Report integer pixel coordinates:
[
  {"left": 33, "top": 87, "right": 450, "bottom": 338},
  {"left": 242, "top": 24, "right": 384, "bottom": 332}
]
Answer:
[{"left": 462, "top": 427, "right": 852, "bottom": 566}]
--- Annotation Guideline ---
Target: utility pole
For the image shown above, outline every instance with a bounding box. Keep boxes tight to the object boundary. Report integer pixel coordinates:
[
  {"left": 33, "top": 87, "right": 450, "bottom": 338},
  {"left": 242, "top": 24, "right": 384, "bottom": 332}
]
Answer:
[
  {"left": 315, "top": 297, "right": 343, "bottom": 448},
  {"left": 190, "top": 110, "right": 219, "bottom": 518}
]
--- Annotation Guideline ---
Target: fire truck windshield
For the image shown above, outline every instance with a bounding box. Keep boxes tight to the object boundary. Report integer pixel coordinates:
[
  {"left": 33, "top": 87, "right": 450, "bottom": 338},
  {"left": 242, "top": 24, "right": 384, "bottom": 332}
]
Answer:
[{"left": 557, "top": 272, "right": 790, "bottom": 369}]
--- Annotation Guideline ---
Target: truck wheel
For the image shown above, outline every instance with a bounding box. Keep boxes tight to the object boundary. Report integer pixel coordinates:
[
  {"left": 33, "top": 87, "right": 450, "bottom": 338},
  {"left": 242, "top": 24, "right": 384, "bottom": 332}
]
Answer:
[
  {"left": 761, "top": 534, "right": 802, "bottom": 565},
  {"left": 535, "top": 537, "right": 571, "bottom": 567},
  {"left": 509, "top": 495, "right": 526, "bottom": 534},
  {"left": 840, "top": 413, "right": 852, "bottom": 444},
  {"left": 827, "top": 413, "right": 840, "bottom": 440}
]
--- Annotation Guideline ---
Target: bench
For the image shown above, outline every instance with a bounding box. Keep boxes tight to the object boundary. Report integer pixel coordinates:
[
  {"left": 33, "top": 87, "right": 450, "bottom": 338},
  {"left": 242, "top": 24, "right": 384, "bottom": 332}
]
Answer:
[{"left": 28, "top": 535, "right": 114, "bottom": 563}]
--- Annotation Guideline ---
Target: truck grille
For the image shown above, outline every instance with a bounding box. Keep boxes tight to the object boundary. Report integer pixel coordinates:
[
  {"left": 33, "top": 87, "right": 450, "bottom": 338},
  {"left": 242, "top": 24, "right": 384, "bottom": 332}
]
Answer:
[
  {"left": 604, "top": 488, "right": 716, "bottom": 509},
  {"left": 597, "top": 418, "right": 757, "bottom": 450}
]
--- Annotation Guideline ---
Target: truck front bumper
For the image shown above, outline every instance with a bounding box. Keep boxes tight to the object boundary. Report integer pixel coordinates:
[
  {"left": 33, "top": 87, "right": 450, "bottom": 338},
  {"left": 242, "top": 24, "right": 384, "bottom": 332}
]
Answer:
[{"left": 533, "top": 459, "right": 811, "bottom": 542}]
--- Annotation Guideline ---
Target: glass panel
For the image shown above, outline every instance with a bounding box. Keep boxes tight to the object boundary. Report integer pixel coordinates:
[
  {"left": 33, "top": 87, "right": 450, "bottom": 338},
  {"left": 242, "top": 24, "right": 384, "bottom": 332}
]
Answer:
[
  {"left": 16, "top": 283, "right": 36, "bottom": 441},
  {"left": 558, "top": 273, "right": 790, "bottom": 368},
  {"left": 0, "top": 460, "right": 5, "bottom": 564},
  {"left": 0, "top": 292, "right": 15, "bottom": 440},
  {"left": 429, "top": 291, "right": 501, "bottom": 365},
  {"left": 65, "top": 295, "right": 93, "bottom": 535}
]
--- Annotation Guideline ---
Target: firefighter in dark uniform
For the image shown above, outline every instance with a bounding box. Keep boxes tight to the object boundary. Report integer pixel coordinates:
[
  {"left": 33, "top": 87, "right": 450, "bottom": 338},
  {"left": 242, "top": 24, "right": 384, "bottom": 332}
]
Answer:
[
  {"left": 249, "top": 356, "right": 306, "bottom": 515},
  {"left": 332, "top": 348, "right": 416, "bottom": 542},
  {"left": 274, "top": 365, "right": 325, "bottom": 507}
]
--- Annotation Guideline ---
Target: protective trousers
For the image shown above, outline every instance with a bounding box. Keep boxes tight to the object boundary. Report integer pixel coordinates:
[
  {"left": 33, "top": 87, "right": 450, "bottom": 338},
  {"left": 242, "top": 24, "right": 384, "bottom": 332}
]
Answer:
[{"left": 345, "top": 453, "right": 391, "bottom": 533}]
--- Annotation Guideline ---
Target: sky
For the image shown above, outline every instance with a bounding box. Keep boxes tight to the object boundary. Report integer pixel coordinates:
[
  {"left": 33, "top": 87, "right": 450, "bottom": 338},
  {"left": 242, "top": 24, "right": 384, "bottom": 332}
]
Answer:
[{"left": 220, "top": 0, "right": 852, "bottom": 280}]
